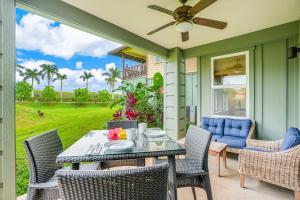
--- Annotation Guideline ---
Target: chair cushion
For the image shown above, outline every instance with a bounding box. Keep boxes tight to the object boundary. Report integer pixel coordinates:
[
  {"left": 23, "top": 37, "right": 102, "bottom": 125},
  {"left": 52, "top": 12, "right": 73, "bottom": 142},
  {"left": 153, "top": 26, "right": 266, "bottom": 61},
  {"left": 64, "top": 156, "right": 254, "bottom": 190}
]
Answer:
[
  {"left": 217, "top": 136, "right": 246, "bottom": 149},
  {"left": 244, "top": 147, "right": 269, "bottom": 152},
  {"left": 212, "top": 135, "right": 223, "bottom": 142},
  {"left": 201, "top": 117, "right": 224, "bottom": 136},
  {"left": 224, "top": 118, "right": 252, "bottom": 138},
  {"left": 280, "top": 127, "right": 300, "bottom": 151}
]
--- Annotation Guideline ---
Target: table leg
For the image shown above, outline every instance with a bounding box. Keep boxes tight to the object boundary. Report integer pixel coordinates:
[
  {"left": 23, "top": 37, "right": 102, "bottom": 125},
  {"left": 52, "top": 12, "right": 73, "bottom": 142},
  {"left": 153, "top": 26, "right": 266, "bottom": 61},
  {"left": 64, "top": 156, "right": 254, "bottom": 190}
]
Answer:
[
  {"left": 72, "top": 163, "right": 80, "bottom": 170},
  {"left": 168, "top": 155, "right": 178, "bottom": 200},
  {"left": 223, "top": 149, "right": 227, "bottom": 168},
  {"left": 217, "top": 153, "right": 220, "bottom": 177}
]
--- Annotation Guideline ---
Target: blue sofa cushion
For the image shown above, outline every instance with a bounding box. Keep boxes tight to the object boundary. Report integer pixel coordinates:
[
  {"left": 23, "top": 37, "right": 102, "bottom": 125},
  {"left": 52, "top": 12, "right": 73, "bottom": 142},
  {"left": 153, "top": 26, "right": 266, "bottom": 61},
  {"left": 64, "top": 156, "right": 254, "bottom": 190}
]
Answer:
[
  {"left": 280, "top": 127, "right": 300, "bottom": 151},
  {"left": 201, "top": 117, "right": 224, "bottom": 136},
  {"left": 211, "top": 135, "right": 222, "bottom": 142},
  {"left": 244, "top": 147, "right": 269, "bottom": 152},
  {"left": 224, "top": 118, "right": 252, "bottom": 138},
  {"left": 217, "top": 136, "right": 246, "bottom": 149}
]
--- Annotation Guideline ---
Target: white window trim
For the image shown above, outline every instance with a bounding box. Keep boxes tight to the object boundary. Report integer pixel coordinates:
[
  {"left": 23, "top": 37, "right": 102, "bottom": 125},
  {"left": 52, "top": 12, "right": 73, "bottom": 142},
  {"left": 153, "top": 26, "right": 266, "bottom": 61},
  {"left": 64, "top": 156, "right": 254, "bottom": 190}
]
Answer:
[{"left": 210, "top": 51, "right": 250, "bottom": 119}]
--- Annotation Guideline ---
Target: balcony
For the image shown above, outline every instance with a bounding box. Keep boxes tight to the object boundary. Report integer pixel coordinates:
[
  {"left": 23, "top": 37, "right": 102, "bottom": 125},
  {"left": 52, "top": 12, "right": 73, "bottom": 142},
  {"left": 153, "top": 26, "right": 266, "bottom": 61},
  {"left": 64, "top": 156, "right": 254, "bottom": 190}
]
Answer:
[{"left": 123, "top": 64, "right": 147, "bottom": 80}]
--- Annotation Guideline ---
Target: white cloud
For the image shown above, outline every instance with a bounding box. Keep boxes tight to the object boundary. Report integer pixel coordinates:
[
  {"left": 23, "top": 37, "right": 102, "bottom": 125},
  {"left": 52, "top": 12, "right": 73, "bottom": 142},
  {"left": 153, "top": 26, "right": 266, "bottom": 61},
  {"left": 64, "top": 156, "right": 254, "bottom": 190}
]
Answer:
[
  {"left": 75, "top": 61, "right": 83, "bottom": 69},
  {"left": 105, "top": 62, "right": 117, "bottom": 71},
  {"left": 16, "top": 13, "right": 121, "bottom": 59},
  {"left": 17, "top": 59, "right": 112, "bottom": 92}
]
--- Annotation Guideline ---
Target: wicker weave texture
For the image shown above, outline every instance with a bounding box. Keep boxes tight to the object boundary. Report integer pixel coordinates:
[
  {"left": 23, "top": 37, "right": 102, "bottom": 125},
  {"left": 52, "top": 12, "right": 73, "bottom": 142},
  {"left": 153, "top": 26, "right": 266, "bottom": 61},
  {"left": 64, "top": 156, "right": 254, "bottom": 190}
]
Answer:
[
  {"left": 239, "top": 139, "right": 300, "bottom": 191},
  {"left": 57, "top": 164, "right": 169, "bottom": 200},
  {"left": 156, "top": 125, "right": 213, "bottom": 200}
]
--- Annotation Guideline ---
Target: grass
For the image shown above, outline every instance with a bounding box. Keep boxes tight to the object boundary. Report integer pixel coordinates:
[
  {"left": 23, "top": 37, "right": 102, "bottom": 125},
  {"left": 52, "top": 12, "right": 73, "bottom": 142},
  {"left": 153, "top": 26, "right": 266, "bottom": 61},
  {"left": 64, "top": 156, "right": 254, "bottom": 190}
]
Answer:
[{"left": 16, "top": 102, "right": 117, "bottom": 196}]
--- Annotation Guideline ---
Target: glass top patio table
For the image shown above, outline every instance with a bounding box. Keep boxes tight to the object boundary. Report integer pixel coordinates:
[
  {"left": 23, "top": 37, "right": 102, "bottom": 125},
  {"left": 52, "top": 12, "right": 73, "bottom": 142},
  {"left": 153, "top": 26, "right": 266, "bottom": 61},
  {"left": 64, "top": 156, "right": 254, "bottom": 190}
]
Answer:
[{"left": 56, "top": 130, "right": 186, "bottom": 164}]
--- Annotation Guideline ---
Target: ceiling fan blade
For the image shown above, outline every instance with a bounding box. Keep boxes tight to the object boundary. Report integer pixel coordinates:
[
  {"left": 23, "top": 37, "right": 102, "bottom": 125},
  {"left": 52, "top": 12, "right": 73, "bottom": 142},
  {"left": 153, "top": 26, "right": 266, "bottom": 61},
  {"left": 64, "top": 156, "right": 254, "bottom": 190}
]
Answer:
[
  {"left": 147, "top": 22, "right": 176, "bottom": 35},
  {"left": 193, "top": 17, "right": 227, "bottom": 29},
  {"left": 181, "top": 32, "right": 189, "bottom": 42},
  {"left": 148, "top": 5, "right": 174, "bottom": 16},
  {"left": 189, "top": 0, "right": 217, "bottom": 16}
]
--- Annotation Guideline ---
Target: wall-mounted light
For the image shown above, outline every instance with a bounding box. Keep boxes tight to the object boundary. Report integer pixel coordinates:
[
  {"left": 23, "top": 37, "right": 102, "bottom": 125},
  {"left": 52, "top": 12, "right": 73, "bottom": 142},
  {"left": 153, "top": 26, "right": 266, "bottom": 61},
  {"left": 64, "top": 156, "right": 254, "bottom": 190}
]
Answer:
[{"left": 287, "top": 47, "right": 300, "bottom": 59}]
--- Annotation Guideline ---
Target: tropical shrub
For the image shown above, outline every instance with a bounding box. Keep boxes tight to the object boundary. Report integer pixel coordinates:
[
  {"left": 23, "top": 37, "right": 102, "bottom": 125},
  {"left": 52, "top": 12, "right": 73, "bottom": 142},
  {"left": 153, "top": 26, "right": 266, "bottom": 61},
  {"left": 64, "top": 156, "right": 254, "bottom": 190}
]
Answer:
[
  {"left": 41, "top": 86, "right": 57, "bottom": 103},
  {"left": 111, "top": 72, "right": 164, "bottom": 128},
  {"left": 98, "top": 90, "right": 112, "bottom": 103},
  {"left": 16, "top": 81, "right": 32, "bottom": 101},
  {"left": 74, "top": 88, "right": 89, "bottom": 104}
]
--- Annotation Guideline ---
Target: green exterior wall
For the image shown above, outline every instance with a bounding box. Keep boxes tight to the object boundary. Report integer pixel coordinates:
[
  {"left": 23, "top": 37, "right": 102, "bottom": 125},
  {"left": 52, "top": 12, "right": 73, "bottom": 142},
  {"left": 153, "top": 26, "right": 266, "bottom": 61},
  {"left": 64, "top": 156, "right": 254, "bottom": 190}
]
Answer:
[
  {"left": 185, "top": 21, "right": 299, "bottom": 140},
  {"left": 185, "top": 73, "right": 197, "bottom": 107}
]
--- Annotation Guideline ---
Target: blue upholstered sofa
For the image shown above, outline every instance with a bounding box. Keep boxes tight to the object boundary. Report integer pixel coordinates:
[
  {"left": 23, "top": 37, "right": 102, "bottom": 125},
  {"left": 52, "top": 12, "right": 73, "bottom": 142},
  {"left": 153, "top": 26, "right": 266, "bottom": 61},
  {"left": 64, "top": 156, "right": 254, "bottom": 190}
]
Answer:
[{"left": 201, "top": 117, "right": 255, "bottom": 153}]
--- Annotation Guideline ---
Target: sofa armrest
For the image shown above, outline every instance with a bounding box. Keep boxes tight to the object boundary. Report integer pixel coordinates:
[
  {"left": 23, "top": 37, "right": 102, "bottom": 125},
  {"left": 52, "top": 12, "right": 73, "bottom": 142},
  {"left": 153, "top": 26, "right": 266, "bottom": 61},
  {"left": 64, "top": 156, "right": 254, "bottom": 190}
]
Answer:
[
  {"left": 246, "top": 138, "right": 283, "bottom": 152},
  {"left": 238, "top": 146, "right": 300, "bottom": 191}
]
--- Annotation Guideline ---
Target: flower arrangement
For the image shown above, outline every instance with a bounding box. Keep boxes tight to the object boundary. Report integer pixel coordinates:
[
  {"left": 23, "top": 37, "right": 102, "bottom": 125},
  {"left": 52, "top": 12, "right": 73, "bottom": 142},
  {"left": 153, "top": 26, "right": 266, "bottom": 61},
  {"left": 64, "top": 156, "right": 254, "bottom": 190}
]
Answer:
[{"left": 108, "top": 128, "right": 127, "bottom": 140}]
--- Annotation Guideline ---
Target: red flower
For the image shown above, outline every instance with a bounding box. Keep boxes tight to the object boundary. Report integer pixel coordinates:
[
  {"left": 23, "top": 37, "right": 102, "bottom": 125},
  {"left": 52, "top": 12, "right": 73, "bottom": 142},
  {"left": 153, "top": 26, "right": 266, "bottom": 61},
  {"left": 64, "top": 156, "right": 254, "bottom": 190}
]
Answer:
[
  {"left": 126, "top": 110, "right": 138, "bottom": 120},
  {"left": 127, "top": 93, "right": 137, "bottom": 107},
  {"left": 113, "top": 110, "right": 123, "bottom": 121},
  {"left": 147, "top": 114, "right": 155, "bottom": 124},
  {"left": 108, "top": 128, "right": 119, "bottom": 140}
]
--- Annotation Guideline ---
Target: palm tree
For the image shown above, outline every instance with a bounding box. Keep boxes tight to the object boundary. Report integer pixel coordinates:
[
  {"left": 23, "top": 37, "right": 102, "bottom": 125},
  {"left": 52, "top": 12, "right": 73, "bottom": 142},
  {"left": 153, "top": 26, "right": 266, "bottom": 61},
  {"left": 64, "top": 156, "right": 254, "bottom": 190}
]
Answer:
[
  {"left": 102, "top": 67, "right": 121, "bottom": 99},
  {"left": 40, "top": 64, "right": 58, "bottom": 86},
  {"left": 53, "top": 73, "right": 67, "bottom": 101},
  {"left": 23, "top": 68, "right": 41, "bottom": 97},
  {"left": 16, "top": 64, "right": 25, "bottom": 76},
  {"left": 80, "top": 71, "right": 94, "bottom": 90}
]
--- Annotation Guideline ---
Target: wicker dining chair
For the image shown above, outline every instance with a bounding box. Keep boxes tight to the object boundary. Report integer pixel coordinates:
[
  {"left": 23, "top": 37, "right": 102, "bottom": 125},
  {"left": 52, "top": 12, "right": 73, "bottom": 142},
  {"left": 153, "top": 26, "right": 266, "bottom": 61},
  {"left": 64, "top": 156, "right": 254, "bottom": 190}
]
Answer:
[
  {"left": 155, "top": 125, "right": 213, "bottom": 200},
  {"left": 101, "top": 120, "right": 145, "bottom": 169},
  {"left": 24, "top": 129, "right": 100, "bottom": 200},
  {"left": 56, "top": 164, "right": 169, "bottom": 200}
]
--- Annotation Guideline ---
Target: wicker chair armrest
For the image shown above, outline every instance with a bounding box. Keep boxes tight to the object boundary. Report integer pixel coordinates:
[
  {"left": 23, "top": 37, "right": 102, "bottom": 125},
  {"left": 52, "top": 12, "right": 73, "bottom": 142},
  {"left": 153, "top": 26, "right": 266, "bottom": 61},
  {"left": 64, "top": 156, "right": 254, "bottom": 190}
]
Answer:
[
  {"left": 246, "top": 138, "right": 283, "bottom": 152},
  {"left": 29, "top": 181, "right": 58, "bottom": 189},
  {"left": 246, "top": 121, "right": 256, "bottom": 140},
  {"left": 239, "top": 146, "right": 300, "bottom": 190}
]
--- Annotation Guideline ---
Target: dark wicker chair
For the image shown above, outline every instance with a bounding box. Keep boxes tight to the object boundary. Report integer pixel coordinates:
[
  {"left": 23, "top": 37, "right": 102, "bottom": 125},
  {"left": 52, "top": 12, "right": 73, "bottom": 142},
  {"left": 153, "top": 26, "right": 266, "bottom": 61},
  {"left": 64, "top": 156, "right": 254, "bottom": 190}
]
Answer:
[
  {"left": 101, "top": 120, "right": 145, "bottom": 169},
  {"left": 24, "top": 129, "right": 100, "bottom": 200},
  {"left": 155, "top": 125, "right": 213, "bottom": 200},
  {"left": 56, "top": 164, "right": 169, "bottom": 200}
]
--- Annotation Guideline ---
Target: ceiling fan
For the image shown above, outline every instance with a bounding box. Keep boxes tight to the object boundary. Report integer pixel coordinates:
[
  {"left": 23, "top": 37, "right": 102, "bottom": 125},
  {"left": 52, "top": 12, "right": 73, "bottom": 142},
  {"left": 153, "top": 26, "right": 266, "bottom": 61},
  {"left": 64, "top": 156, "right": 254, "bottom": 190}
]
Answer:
[{"left": 147, "top": 0, "right": 227, "bottom": 42}]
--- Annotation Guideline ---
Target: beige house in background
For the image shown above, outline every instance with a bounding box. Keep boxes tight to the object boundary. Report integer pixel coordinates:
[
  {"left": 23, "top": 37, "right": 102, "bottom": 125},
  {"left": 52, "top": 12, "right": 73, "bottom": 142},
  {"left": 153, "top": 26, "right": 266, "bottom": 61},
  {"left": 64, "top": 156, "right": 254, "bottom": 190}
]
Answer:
[{"left": 109, "top": 46, "right": 198, "bottom": 124}]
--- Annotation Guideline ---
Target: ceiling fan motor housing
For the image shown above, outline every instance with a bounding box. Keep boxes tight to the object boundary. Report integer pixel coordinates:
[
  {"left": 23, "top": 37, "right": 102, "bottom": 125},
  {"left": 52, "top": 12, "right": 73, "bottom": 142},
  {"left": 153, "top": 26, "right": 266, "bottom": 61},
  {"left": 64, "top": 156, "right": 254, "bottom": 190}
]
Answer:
[{"left": 174, "top": 6, "right": 193, "bottom": 22}]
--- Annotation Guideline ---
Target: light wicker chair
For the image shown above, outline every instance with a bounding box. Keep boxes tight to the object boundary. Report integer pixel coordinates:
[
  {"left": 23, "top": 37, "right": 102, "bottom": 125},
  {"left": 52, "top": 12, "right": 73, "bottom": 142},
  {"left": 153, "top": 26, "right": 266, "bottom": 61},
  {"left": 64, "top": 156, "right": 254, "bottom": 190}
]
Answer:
[
  {"left": 56, "top": 164, "right": 169, "bottom": 200},
  {"left": 24, "top": 129, "right": 100, "bottom": 200},
  {"left": 156, "top": 125, "right": 213, "bottom": 200},
  {"left": 239, "top": 139, "right": 300, "bottom": 200},
  {"left": 101, "top": 120, "right": 145, "bottom": 169}
]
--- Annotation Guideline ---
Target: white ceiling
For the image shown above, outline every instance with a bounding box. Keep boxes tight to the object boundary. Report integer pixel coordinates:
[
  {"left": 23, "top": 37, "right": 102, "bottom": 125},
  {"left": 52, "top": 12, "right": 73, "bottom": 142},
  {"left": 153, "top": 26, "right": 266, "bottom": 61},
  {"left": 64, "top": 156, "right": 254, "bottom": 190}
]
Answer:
[{"left": 62, "top": 0, "right": 300, "bottom": 49}]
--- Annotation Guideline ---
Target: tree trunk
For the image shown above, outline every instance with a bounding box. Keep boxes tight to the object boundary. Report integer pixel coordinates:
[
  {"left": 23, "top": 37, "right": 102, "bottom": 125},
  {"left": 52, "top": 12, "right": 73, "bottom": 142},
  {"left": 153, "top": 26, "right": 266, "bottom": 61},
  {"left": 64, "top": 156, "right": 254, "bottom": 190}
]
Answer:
[
  {"left": 86, "top": 80, "right": 88, "bottom": 90},
  {"left": 31, "top": 78, "right": 34, "bottom": 97},
  {"left": 112, "top": 83, "right": 115, "bottom": 100},
  {"left": 60, "top": 80, "right": 63, "bottom": 102}
]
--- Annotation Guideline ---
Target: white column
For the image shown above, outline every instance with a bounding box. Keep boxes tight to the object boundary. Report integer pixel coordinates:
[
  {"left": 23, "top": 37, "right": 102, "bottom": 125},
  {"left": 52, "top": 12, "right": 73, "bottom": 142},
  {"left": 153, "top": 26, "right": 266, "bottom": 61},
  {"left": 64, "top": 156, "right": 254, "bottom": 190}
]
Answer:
[{"left": 0, "top": 0, "right": 16, "bottom": 199}]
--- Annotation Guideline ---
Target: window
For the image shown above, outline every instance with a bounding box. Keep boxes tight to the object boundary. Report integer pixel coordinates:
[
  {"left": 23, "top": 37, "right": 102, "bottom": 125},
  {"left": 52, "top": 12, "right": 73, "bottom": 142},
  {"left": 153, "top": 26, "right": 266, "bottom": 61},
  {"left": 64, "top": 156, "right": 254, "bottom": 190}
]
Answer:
[
  {"left": 211, "top": 51, "right": 249, "bottom": 118},
  {"left": 155, "top": 56, "right": 164, "bottom": 64}
]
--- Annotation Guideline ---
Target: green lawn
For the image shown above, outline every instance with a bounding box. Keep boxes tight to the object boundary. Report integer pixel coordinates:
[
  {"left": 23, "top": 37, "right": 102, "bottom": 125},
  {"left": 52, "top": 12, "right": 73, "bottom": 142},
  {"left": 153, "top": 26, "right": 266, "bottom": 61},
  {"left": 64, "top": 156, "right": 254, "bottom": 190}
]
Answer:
[{"left": 16, "top": 102, "right": 116, "bottom": 196}]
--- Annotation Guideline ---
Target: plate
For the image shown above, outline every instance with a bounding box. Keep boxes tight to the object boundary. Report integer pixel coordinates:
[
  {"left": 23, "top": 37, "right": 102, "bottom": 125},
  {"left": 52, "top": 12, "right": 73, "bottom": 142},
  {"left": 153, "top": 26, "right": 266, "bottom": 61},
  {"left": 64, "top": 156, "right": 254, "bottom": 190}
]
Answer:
[
  {"left": 104, "top": 140, "right": 134, "bottom": 152},
  {"left": 145, "top": 130, "right": 167, "bottom": 138}
]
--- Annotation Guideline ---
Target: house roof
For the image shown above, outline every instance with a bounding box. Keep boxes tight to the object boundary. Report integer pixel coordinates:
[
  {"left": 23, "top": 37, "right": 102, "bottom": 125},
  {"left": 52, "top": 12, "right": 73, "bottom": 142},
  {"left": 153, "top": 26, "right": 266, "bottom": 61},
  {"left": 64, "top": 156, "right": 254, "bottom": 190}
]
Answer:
[{"left": 109, "top": 46, "right": 147, "bottom": 63}]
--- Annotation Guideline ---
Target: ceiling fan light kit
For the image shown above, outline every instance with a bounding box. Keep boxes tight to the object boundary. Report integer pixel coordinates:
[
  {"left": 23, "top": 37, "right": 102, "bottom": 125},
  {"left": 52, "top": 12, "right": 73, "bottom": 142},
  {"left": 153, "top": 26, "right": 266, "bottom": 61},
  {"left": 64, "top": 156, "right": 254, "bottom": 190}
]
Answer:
[
  {"left": 147, "top": 0, "right": 227, "bottom": 42},
  {"left": 175, "top": 21, "right": 193, "bottom": 32}
]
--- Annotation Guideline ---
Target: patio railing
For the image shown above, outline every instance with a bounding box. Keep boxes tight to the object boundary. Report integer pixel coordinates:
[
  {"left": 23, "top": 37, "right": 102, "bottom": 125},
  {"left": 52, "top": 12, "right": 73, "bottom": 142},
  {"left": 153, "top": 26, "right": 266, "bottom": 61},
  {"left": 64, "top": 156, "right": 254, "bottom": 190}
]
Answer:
[{"left": 123, "top": 64, "right": 147, "bottom": 80}]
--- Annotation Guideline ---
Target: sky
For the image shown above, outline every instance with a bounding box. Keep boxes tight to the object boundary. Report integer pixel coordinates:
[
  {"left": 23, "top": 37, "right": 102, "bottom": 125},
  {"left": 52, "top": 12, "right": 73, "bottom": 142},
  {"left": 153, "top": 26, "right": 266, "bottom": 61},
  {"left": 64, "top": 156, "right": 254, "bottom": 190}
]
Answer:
[{"left": 16, "top": 8, "right": 138, "bottom": 92}]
